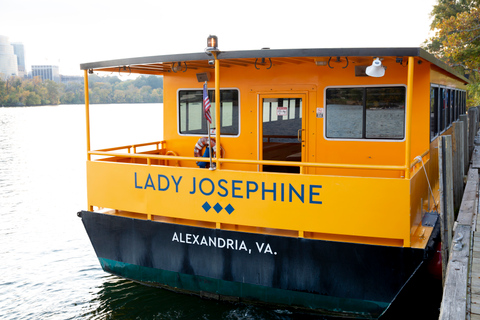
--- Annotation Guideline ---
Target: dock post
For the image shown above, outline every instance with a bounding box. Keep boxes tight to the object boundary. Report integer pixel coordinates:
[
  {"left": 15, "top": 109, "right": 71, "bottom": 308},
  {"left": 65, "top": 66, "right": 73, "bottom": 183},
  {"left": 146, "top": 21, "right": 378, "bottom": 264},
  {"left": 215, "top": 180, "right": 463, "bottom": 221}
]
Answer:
[
  {"left": 460, "top": 114, "right": 469, "bottom": 174},
  {"left": 439, "top": 135, "right": 455, "bottom": 284},
  {"left": 453, "top": 121, "right": 466, "bottom": 214},
  {"left": 469, "top": 108, "right": 479, "bottom": 158}
]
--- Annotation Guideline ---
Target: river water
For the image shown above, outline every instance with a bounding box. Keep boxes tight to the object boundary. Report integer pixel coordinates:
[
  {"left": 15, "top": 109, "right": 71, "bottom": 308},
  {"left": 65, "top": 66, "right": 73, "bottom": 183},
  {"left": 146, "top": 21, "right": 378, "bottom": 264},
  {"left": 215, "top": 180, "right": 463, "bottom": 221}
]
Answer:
[{"left": 0, "top": 104, "right": 441, "bottom": 319}]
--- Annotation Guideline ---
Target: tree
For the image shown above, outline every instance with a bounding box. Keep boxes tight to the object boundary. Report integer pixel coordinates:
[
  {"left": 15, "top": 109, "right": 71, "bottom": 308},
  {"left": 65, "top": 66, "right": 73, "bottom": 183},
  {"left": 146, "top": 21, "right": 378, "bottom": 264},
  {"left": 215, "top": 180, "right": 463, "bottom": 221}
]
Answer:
[
  {"left": 435, "top": 8, "right": 480, "bottom": 71},
  {"left": 425, "top": 0, "right": 480, "bottom": 57},
  {"left": 426, "top": 1, "right": 480, "bottom": 105},
  {"left": 0, "top": 74, "right": 163, "bottom": 106},
  {"left": 0, "top": 78, "right": 6, "bottom": 105}
]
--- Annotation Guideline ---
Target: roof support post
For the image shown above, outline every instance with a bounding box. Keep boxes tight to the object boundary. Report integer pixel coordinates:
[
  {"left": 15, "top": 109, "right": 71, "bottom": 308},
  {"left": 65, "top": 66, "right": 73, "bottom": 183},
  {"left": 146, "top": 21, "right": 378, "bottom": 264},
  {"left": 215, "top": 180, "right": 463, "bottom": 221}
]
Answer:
[
  {"left": 404, "top": 56, "right": 415, "bottom": 179},
  {"left": 84, "top": 69, "right": 94, "bottom": 211},
  {"left": 84, "top": 69, "right": 91, "bottom": 161},
  {"left": 213, "top": 52, "right": 221, "bottom": 169}
]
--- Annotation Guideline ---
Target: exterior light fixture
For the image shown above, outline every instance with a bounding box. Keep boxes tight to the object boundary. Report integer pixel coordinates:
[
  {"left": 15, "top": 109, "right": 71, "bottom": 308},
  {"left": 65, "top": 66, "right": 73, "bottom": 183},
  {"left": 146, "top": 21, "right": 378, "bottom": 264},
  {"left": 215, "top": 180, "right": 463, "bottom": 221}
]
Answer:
[
  {"left": 206, "top": 35, "right": 219, "bottom": 52},
  {"left": 366, "top": 58, "right": 385, "bottom": 77}
]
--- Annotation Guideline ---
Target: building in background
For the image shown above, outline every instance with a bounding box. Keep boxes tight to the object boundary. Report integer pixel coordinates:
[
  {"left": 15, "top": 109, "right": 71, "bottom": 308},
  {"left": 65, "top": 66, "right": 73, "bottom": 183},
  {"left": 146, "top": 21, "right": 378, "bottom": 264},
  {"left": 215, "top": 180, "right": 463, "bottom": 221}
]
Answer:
[
  {"left": 31, "top": 65, "right": 60, "bottom": 82},
  {"left": 11, "top": 42, "right": 26, "bottom": 77},
  {"left": 0, "top": 35, "right": 18, "bottom": 79}
]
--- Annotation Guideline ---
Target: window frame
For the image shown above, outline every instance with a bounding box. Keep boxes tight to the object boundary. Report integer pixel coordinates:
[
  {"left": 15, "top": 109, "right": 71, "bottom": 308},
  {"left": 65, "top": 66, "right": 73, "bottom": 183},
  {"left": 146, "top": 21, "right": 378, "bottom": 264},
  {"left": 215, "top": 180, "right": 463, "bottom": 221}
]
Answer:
[
  {"left": 430, "top": 84, "right": 467, "bottom": 141},
  {"left": 323, "top": 84, "right": 407, "bottom": 142},
  {"left": 177, "top": 87, "right": 241, "bottom": 137}
]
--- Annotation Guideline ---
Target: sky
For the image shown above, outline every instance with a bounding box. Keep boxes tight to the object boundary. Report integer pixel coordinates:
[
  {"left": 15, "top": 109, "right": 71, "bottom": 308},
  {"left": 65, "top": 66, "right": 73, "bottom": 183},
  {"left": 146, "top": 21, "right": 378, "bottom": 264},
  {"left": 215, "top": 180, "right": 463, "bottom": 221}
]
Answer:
[{"left": 1, "top": 0, "right": 438, "bottom": 76}]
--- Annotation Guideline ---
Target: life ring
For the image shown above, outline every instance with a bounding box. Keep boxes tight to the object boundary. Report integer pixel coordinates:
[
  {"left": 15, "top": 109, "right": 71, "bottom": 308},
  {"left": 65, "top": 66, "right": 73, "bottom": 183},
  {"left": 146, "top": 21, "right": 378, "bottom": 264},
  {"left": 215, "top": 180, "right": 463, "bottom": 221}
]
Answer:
[
  {"left": 194, "top": 137, "right": 216, "bottom": 157},
  {"left": 194, "top": 137, "right": 217, "bottom": 168}
]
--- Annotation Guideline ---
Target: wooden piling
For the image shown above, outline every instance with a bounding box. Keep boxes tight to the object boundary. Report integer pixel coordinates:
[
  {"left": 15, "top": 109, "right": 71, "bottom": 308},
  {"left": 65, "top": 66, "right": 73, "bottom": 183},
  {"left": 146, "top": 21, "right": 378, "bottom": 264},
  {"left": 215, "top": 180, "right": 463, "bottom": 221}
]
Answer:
[
  {"left": 439, "top": 135, "right": 455, "bottom": 284},
  {"left": 460, "top": 114, "right": 469, "bottom": 174},
  {"left": 453, "top": 121, "right": 466, "bottom": 214},
  {"left": 469, "top": 108, "right": 479, "bottom": 158}
]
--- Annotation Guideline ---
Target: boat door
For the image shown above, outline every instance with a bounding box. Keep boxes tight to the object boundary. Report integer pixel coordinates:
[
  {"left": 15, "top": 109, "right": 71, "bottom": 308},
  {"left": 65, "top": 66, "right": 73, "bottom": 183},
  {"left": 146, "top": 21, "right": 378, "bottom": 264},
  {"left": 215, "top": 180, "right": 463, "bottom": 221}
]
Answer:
[{"left": 259, "top": 94, "right": 306, "bottom": 173}]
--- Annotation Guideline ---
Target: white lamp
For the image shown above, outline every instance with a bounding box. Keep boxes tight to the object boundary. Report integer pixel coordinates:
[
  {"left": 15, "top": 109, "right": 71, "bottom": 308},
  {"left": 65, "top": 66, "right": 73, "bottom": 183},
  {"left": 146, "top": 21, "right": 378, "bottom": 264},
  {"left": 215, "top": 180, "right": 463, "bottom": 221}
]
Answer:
[{"left": 366, "top": 58, "right": 385, "bottom": 77}]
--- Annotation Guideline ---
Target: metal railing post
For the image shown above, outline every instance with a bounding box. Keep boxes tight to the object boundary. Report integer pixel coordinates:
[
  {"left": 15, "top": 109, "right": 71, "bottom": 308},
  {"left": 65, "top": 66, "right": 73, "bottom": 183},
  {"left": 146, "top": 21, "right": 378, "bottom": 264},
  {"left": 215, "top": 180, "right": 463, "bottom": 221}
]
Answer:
[{"left": 404, "top": 57, "right": 415, "bottom": 179}]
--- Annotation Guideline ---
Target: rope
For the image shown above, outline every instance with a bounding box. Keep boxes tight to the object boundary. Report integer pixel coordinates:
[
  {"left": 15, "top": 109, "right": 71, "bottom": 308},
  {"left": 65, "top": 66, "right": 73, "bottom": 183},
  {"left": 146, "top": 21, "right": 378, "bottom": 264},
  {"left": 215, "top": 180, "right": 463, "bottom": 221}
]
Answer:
[{"left": 415, "top": 156, "right": 439, "bottom": 212}]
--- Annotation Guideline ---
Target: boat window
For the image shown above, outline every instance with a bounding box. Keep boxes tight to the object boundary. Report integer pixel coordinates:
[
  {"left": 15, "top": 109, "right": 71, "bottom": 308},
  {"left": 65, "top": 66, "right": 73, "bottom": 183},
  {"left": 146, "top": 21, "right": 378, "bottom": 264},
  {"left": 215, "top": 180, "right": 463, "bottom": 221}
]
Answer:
[
  {"left": 446, "top": 89, "right": 451, "bottom": 127},
  {"left": 178, "top": 89, "right": 239, "bottom": 135},
  {"left": 430, "top": 85, "right": 467, "bottom": 140},
  {"left": 325, "top": 86, "right": 405, "bottom": 140},
  {"left": 430, "top": 86, "right": 439, "bottom": 140}
]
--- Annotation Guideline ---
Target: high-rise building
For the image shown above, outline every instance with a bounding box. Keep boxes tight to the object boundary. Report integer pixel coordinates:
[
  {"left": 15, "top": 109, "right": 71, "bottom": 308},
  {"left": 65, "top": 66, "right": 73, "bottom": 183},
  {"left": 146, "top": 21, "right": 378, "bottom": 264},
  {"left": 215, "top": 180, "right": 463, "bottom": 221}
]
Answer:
[
  {"left": 12, "top": 42, "right": 26, "bottom": 77},
  {"left": 31, "top": 65, "right": 60, "bottom": 82},
  {"left": 0, "top": 35, "right": 18, "bottom": 79}
]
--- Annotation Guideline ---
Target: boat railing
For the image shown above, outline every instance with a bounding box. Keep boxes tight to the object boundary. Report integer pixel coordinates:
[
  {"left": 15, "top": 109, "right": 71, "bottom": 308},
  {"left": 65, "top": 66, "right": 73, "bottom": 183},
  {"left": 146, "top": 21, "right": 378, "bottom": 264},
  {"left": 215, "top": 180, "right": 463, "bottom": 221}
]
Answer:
[
  {"left": 96, "top": 141, "right": 165, "bottom": 153},
  {"left": 88, "top": 140, "right": 429, "bottom": 177}
]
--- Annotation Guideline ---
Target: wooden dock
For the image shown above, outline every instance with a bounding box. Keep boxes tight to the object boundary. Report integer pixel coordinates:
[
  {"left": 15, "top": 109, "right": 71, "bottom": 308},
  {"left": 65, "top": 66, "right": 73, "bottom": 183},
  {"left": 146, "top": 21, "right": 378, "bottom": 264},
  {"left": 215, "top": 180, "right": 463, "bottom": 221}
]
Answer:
[
  {"left": 440, "top": 147, "right": 480, "bottom": 319},
  {"left": 439, "top": 107, "right": 480, "bottom": 319}
]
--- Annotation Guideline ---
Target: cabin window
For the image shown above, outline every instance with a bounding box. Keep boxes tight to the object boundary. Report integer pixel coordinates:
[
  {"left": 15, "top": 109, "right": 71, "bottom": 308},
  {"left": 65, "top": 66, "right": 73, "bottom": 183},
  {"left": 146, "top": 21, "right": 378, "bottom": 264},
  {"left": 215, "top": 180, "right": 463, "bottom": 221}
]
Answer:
[
  {"left": 178, "top": 89, "right": 239, "bottom": 135},
  {"left": 430, "top": 86, "right": 439, "bottom": 140},
  {"left": 430, "top": 85, "right": 467, "bottom": 140},
  {"left": 325, "top": 86, "right": 405, "bottom": 140}
]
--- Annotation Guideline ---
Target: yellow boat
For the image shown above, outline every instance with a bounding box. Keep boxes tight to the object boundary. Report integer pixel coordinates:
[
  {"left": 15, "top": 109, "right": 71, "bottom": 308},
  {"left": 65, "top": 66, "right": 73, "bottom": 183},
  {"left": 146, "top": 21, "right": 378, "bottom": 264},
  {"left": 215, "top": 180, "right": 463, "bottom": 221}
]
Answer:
[{"left": 78, "top": 36, "right": 468, "bottom": 319}]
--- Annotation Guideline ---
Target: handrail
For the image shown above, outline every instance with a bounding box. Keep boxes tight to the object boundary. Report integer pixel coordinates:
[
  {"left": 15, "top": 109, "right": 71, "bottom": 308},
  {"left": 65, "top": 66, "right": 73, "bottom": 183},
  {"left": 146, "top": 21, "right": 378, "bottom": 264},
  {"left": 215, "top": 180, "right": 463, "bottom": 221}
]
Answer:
[
  {"left": 88, "top": 150, "right": 405, "bottom": 171},
  {"left": 409, "top": 150, "right": 430, "bottom": 169},
  {"left": 219, "top": 158, "right": 405, "bottom": 171},
  {"left": 97, "top": 141, "right": 164, "bottom": 152}
]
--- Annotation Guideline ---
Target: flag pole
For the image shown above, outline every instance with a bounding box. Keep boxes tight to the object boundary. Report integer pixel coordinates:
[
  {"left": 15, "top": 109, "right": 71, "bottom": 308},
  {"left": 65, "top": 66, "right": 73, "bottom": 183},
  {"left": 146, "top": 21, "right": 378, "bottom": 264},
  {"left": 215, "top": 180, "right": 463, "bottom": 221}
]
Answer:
[{"left": 205, "top": 81, "right": 214, "bottom": 170}]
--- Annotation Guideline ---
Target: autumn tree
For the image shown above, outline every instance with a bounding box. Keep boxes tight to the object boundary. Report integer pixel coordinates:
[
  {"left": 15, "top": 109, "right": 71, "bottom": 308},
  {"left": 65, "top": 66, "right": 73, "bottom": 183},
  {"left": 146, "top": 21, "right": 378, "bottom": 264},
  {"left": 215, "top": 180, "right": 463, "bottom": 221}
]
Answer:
[
  {"left": 426, "top": 0, "right": 480, "bottom": 105},
  {"left": 425, "top": 0, "right": 480, "bottom": 57}
]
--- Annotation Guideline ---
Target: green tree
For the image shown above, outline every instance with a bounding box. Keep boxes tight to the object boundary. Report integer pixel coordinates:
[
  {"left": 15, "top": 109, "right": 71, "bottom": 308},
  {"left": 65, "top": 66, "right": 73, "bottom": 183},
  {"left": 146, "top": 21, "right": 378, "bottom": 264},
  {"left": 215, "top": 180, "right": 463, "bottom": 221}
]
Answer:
[
  {"left": 24, "top": 91, "right": 41, "bottom": 105},
  {"left": 0, "top": 74, "right": 162, "bottom": 106},
  {"left": 46, "top": 80, "right": 62, "bottom": 105},
  {"left": 146, "top": 75, "right": 163, "bottom": 89},
  {"left": 0, "top": 78, "right": 6, "bottom": 105},
  {"left": 426, "top": 1, "right": 480, "bottom": 105},
  {"left": 425, "top": 0, "right": 480, "bottom": 57}
]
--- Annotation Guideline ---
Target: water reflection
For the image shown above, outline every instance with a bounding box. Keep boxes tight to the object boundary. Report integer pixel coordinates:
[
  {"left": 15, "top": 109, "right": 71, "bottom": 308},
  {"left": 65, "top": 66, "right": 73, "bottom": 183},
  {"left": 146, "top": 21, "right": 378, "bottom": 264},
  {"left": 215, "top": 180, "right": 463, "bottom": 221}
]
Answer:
[{"left": 85, "top": 276, "right": 330, "bottom": 320}]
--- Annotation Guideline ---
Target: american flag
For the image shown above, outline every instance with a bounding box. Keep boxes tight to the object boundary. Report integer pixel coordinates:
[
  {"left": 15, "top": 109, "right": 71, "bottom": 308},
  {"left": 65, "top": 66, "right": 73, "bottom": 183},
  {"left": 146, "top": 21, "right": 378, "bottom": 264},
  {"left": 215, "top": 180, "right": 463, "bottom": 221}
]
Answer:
[{"left": 203, "top": 82, "right": 212, "bottom": 124}]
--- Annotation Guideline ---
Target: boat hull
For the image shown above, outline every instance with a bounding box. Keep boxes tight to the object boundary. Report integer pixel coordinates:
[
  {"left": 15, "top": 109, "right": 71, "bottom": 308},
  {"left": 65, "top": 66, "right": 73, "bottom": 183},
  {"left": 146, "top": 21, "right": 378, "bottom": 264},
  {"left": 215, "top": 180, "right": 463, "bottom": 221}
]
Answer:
[{"left": 79, "top": 210, "right": 428, "bottom": 319}]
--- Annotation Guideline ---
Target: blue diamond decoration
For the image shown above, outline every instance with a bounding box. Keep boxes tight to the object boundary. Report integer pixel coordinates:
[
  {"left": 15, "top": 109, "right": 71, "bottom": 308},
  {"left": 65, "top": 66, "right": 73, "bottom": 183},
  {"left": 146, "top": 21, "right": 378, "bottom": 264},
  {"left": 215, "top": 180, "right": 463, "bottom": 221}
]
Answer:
[
  {"left": 202, "top": 202, "right": 211, "bottom": 212},
  {"left": 213, "top": 203, "right": 223, "bottom": 213},
  {"left": 225, "top": 204, "right": 235, "bottom": 215}
]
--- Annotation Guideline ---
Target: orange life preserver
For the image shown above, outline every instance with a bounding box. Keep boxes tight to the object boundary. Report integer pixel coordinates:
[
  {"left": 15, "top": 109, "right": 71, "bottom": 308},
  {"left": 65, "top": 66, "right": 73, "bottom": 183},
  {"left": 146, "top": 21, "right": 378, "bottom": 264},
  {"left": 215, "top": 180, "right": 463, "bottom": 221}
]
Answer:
[{"left": 194, "top": 137, "right": 216, "bottom": 158}]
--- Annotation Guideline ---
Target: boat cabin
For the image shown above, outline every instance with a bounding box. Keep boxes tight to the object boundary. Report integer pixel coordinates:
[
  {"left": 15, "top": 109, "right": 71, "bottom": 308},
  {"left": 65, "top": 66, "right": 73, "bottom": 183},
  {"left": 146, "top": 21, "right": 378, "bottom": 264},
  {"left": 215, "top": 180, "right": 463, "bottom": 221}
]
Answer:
[{"left": 81, "top": 45, "right": 468, "bottom": 249}]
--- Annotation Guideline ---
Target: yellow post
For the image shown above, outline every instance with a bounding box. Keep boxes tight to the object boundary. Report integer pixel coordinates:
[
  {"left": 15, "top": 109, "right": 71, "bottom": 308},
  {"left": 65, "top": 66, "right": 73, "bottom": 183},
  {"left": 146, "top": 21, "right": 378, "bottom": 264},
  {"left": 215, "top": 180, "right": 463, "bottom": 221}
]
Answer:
[
  {"left": 84, "top": 69, "right": 91, "bottom": 161},
  {"left": 84, "top": 69, "right": 94, "bottom": 211},
  {"left": 404, "top": 57, "right": 415, "bottom": 179},
  {"left": 213, "top": 51, "right": 221, "bottom": 169}
]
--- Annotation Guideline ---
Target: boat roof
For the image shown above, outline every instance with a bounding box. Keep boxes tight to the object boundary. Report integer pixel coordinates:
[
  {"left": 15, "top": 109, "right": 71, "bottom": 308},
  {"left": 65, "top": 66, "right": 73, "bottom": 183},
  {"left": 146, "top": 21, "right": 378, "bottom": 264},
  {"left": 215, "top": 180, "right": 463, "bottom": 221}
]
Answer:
[{"left": 80, "top": 47, "right": 469, "bottom": 83}]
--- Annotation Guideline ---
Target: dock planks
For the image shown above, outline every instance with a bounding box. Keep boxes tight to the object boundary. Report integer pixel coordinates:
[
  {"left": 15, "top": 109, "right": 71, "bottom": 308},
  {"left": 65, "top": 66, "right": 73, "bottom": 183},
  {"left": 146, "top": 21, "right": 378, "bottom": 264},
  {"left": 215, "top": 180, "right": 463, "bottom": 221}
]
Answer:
[{"left": 440, "top": 146, "right": 479, "bottom": 319}]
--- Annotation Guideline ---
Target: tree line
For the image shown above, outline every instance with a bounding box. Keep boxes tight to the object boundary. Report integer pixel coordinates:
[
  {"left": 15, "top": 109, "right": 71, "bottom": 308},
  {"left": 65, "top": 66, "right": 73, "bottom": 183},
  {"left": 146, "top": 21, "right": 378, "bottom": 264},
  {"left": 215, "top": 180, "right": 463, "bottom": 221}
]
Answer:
[
  {"left": 0, "top": 74, "right": 163, "bottom": 107},
  {"left": 424, "top": 0, "right": 480, "bottom": 106}
]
